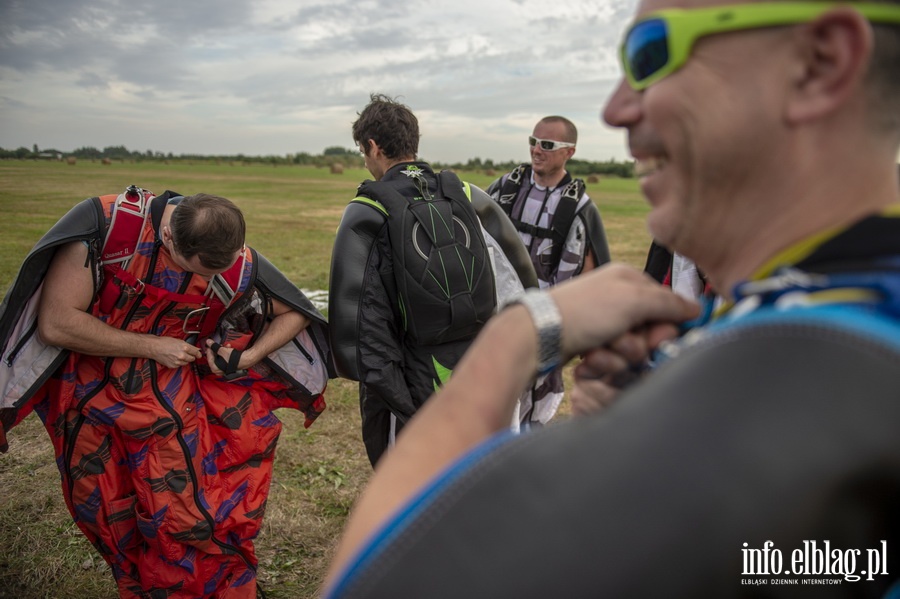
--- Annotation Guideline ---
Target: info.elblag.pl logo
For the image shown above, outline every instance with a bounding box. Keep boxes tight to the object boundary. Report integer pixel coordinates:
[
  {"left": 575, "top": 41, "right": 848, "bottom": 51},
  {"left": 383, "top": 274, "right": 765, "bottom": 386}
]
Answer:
[{"left": 741, "top": 540, "right": 889, "bottom": 586}]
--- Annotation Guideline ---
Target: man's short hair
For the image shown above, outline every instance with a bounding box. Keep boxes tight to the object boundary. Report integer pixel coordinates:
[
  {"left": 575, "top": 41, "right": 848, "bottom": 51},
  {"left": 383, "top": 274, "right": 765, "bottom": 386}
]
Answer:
[
  {"left": 352, "top": 93, "right": 420, "bottom": 160},
  {"left": 867, "top": 0, "right": 900, "bottom": 132},
  {"left": 170, "top": 194, "right": 245, "bottom": 270},
  {"left": 538, "top": 116, "right": 578, "bottom": 144}
]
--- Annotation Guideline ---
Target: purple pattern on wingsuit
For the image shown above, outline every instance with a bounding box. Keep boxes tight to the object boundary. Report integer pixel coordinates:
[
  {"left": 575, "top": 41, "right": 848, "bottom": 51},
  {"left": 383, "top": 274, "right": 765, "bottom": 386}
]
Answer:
[
  {"left": 252, "top": 413, "right": 280, "bottom": 428},
  {"left": 183, "top": 430, "right": 199, "bottom": 458},
  {"left": 124, "top": 445, "right": 149, "bottom": 472},
  {"left": 74, "top": 486, "right": 103, "bottom": 524},
  {"left": 232, "top": 567, "right": 256, "bottom": 588},
  {"left": 215, "top": 481, "right": 249, "bottom": 523},
  {"left": 163, "top": 546, "right": 197, "bottom": 575},
  {"left": 136, "top": 505, "right": 168, "bottom": 540},
  {"left": 70, "top": 436, "right": 113, "bottom": 479},
  {"left": 158, "top": 369, "right": 184, "bottom": 408},
  {"left": 153, "top": 267, "right": 187, "bottom": 293},
  {"left": 84, "top": 402, "right": 126, "bottom": 426},
  {"left": 135, "top": 240, "right": 156, "bottom": 258},
  {"left": 74, "top": 378, "right": 103, "bottom": 402},
  {"left": 201, "top": 440, "right": 227, "bottom": 476},
  {"left": 204, "top": 562, "right": 230, "bottom": 596}
]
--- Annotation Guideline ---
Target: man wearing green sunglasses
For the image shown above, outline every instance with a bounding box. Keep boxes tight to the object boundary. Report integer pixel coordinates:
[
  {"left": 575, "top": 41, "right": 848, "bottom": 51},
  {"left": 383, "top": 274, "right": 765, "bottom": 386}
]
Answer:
[{"left": 323, "top": 2, "right": 900, "bottom": 596}]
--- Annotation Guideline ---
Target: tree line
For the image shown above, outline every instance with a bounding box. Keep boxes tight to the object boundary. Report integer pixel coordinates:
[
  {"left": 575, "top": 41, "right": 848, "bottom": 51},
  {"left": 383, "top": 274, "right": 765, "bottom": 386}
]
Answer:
[{"left": 0, "top": 144, "right": 634, "bottom": 178}]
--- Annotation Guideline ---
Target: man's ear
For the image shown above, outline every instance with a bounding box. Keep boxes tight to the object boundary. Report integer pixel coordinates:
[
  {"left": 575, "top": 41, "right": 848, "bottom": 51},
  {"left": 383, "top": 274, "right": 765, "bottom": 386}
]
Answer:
[
  {"left": 785, "top": 7, "right": 873, "bottom": 124},
  {"left": 365, "top": 138, "right": 380, "bottom": 157}
]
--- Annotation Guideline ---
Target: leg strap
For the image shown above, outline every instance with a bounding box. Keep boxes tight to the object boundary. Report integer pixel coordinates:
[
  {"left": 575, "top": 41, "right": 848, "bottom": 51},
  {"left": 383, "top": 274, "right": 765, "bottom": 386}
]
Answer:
[{"left": 208, "top": 342, "right": 248, "bottom": 381}]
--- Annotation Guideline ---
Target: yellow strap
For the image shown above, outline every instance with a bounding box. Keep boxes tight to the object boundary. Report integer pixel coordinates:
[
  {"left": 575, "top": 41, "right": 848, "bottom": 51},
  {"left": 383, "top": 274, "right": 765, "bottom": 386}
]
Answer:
[
  {"left": 750, "top": 205, "right": 900, "bottom": 281},
  {"left": 804, "top": 288, "right": 880, "bottom": 305},
  {"left": 462, "top": 181, "right": 473, "bottom": 202},
  {"left": 715, "top": 206, "right": 900, "bottom": 318},
  {"left": 350, "top": 196, "right": 388, "bottom": 216}
]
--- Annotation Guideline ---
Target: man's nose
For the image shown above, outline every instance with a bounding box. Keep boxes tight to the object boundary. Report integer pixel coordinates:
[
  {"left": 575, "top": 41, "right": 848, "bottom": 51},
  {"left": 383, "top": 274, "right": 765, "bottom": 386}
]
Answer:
[{"left": 602, "top": 79, "right": 642, "bottom": 128}]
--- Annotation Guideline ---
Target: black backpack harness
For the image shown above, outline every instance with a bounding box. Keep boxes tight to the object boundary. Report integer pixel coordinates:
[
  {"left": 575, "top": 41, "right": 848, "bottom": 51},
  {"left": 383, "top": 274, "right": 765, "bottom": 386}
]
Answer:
[
  {"left": 495, "top": 164, "right": 586, "bottom": 268},
  {"left": 354, "top": 165, "right": 496, "bottom": 346}
]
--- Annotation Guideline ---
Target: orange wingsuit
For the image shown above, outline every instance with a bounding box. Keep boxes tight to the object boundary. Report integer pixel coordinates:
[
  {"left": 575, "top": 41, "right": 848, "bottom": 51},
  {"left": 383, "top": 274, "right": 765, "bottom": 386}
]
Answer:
[{"left": 28, "top": 193, "right": 326, "bottom": 598}]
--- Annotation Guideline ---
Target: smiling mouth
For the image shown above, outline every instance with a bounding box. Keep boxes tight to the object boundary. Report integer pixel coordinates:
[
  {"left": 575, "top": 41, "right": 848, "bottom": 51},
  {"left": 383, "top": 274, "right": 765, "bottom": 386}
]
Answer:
[{"left": 634, "top": 156, "right": 667, "bottom": 178}]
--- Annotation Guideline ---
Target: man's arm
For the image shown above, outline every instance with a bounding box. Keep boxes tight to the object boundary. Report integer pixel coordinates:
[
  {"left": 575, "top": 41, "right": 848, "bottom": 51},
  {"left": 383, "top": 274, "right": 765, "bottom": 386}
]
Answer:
[
  {"left": 328, "top": 200, "right": 415, "bottom": 423},
  {"left": 204, "top": 297, "right": 309, "bottom": 374},
  {"left": 552, "top": 214, "right": 591, "bottom": 284},
  {"left": 556, "top": 196, "right": 609, "bottom": 282},
  {"left": 582, "top": 248, "right": 597, "bottom": 272},
  {"left": 357, "top": 249, "right": 416, "bottom": 422},
  {"left": 579, "top": 199, "right": 611, "bottom": 269},
  {"left": 37, "top": 241, "right": 202, "bottom": 369},
  {"left": 326, "top": 264, "right": 699, "bottom": 579}
]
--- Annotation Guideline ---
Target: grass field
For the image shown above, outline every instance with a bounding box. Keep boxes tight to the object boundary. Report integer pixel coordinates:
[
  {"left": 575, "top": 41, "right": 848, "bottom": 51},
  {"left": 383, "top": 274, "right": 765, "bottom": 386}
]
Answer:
[{"left": 0, "top": 160, "right": 651, "bottom": 598}]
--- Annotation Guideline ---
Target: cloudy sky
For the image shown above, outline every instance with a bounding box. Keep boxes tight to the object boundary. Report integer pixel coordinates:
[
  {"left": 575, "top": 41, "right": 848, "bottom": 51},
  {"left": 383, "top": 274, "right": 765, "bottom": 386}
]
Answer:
[{"left": 0, "top": 0, "right": 639, "bottom": 164}]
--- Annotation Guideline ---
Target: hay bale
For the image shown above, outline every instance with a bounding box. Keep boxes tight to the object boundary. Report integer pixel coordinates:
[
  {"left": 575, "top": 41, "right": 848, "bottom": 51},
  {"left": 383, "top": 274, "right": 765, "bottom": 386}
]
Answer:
[
  {"left": 101, "top": 158, "right": 112, "bottom": 165},
  {"left": 587, "top": 175, "right": 600, "bottom": 184},
  {"left": 484, "top": 169, "right": 496, "bottom": 176},
  {"left": 330, "top": 163, "right": 344, "bottom": 175},
  {"left": 66, "top": 156, "right": 77, "bottom": 166}
]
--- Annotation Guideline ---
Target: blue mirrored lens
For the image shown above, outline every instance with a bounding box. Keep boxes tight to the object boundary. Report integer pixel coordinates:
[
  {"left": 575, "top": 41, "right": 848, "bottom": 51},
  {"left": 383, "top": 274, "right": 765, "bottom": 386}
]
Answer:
[{"left": 625, "top": 18, "right": 669, "bottom": 82}]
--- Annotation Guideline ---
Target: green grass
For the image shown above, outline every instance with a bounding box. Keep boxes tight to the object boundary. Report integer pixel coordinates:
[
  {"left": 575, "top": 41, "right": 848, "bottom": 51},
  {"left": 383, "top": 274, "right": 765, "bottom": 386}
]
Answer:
[{"left": 0, "top": 160, "right": 651, "bottom": 598}]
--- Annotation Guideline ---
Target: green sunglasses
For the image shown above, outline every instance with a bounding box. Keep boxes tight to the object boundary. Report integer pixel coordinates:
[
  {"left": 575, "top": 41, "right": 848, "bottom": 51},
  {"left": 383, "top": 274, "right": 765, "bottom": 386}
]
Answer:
[{"left": 621, "top": 2, "right": 900, "bottom": 91}]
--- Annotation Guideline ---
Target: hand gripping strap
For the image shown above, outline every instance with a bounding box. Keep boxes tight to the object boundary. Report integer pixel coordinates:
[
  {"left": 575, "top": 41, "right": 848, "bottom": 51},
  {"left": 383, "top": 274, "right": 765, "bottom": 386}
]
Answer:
[{"left": 208, "top": 341, "right": 247, "bottom": 381}]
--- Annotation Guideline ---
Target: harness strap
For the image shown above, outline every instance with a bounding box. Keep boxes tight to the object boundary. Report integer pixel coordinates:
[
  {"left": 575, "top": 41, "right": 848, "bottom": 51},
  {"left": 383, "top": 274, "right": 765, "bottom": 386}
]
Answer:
[
  {"left": 98, "top": 187, "right": 152, "bottom": 313},
  {"left": 97, "top": 188, "right": 246, "bottom": 347},
  {"left": 495, "top": 165, "right": 586, "bottom": 268},
  {"left": 195, "top": 262, "right": 244, "bottom": 340},
  {"left": 544, "top": 181, "right": 581, "bottom": 267},
  {"left": 208, "top": 342, "right": 248, "bottom": 381},
  {"left": 495, "top": 164, "right": 529, "bottom": 214},
  {"left": 514, "top": 221, "right": 556, "bottom": 240},
  {"left": 100, "top": 186, "right": 148, "bottom": 266},
  {"left": 113, "top": 269, "right": 208, "bottom": 306}
]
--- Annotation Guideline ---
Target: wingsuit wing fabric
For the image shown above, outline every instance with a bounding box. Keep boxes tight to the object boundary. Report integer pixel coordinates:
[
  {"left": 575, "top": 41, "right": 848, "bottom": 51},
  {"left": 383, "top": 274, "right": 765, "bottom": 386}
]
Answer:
[{"left": 0, "top": 191, "right": 331, "bottom": 598}]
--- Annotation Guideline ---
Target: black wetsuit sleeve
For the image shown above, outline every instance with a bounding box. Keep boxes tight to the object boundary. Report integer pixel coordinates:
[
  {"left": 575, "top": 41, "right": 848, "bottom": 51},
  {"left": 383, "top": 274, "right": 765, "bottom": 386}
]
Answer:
[
  {"left": 332, "top": 321, "right": 900, "bottom": 597},
  {"left": 579, "top": 199, "right": 611, "bottom": 268},
  {"left": 469, "top": 184, "right": 539, "bottom": 290},
  {"left": 329, "top": 201, "right": 415, "bottom": 465}
]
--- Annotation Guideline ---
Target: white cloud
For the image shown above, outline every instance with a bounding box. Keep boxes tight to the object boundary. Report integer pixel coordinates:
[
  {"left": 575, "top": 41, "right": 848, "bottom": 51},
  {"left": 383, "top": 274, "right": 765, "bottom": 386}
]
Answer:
[{"left": 0, "top": 0, "right": 639, "bottom": 161}]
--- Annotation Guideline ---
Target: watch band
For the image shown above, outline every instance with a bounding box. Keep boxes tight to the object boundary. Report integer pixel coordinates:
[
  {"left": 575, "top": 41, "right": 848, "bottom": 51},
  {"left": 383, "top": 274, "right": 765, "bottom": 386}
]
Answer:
[{"left": 506, "top": 289, "right": 563, "bottom": 376}]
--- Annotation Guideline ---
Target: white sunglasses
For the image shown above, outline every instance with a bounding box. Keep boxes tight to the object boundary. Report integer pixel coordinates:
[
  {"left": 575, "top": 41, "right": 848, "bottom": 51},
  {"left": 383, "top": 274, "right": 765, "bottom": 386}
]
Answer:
[{"left": 529, "top": 136, "right": 575, "bottom": 151}]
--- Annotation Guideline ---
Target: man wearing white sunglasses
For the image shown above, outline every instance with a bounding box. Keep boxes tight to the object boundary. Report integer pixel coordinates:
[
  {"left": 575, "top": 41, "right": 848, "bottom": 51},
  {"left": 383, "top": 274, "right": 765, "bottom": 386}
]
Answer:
[
  {"left": 488, "top": 116, "right": 609, "bottom": 291},
  {"left": 325, "top": 1, "right": 900, "bottom": 597},
  {"left": 486, "top": 116, "right": 610, "bottom": 429}
]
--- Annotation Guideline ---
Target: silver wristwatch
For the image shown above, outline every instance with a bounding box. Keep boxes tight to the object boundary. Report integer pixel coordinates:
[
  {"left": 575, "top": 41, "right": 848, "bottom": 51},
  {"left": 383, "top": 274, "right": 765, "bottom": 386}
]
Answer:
[{"left": 506, "top": 289, "right": 563, "bottom": 375}]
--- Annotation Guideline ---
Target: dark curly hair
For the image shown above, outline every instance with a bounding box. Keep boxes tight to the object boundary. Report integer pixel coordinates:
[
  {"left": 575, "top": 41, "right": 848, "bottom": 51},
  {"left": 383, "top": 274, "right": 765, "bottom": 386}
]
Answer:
[{"left": 352, "top": 93, "right": 419, "bottom": 160}]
